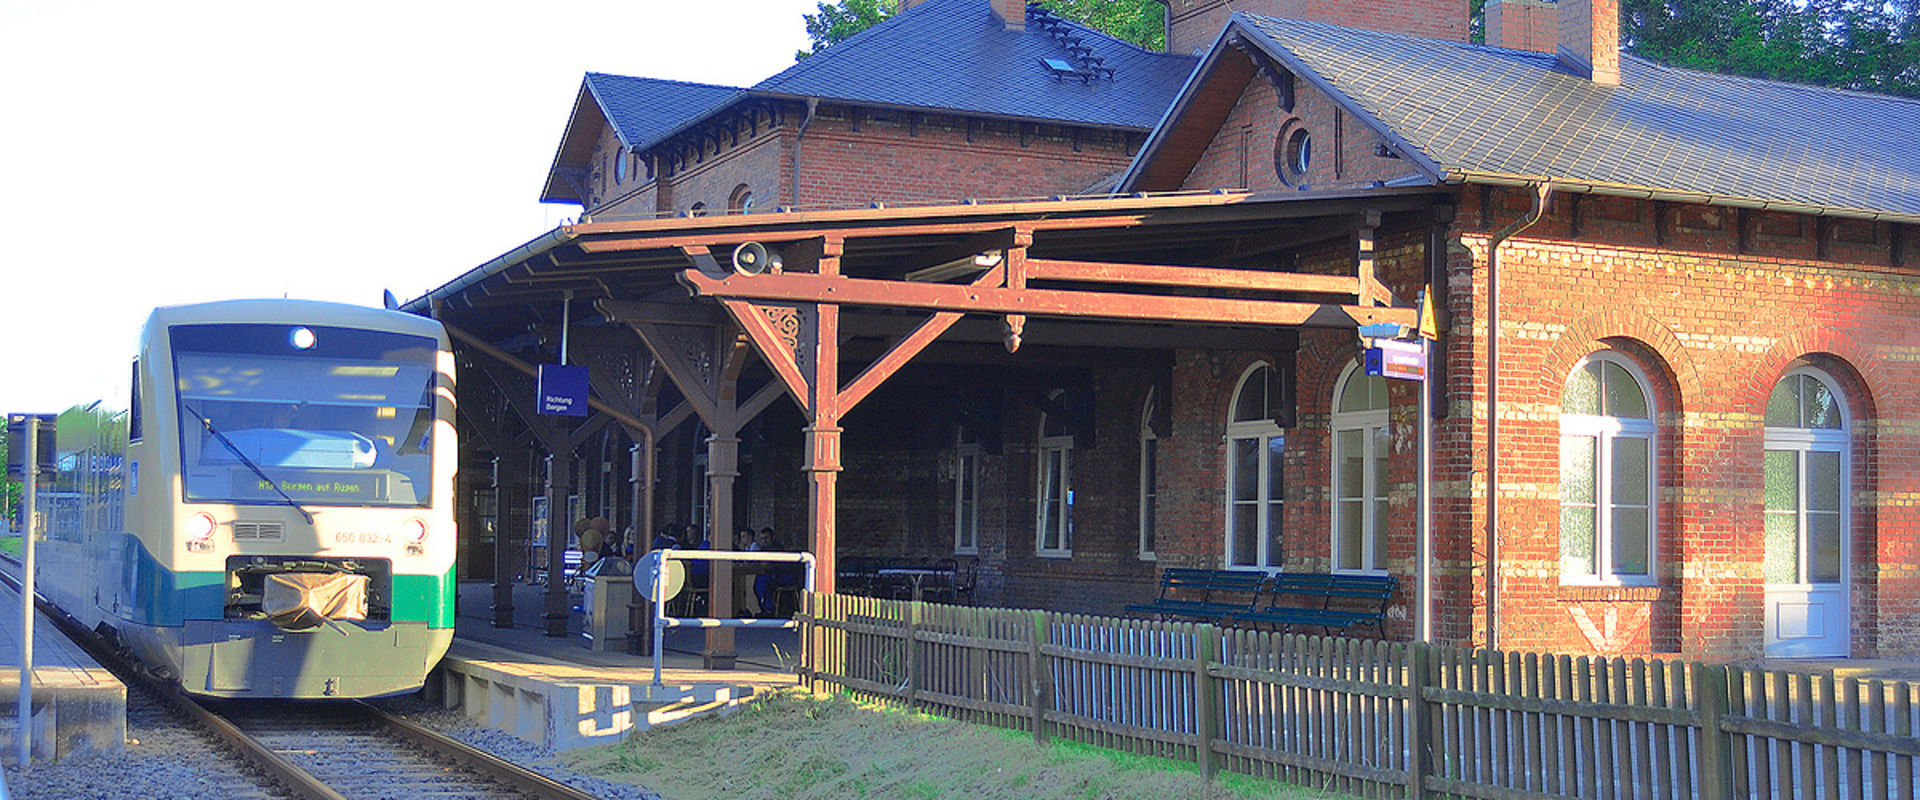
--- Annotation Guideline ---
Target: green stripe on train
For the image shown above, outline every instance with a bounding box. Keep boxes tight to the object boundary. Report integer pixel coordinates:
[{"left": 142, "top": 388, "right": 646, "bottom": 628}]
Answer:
[{"left": 391, "top": 566, "right": 456, "bottom": 628}]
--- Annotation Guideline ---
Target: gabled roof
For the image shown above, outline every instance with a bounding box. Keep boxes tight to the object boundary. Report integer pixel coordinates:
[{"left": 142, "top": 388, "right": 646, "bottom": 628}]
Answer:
[
  {"left": 1124, "top": 14, "right": 1920, "bottom": 222},
  {"left": 751, "top": 0, "right": 1196, "bottom": 130},
  {"left": 540, "top": 74, "right": 743, "bottom": 204}
]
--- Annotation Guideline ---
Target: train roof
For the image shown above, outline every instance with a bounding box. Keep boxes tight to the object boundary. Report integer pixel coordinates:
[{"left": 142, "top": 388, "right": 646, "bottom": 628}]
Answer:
[{"left": 142, "top": 299, "right": 444, "bottom": 342}]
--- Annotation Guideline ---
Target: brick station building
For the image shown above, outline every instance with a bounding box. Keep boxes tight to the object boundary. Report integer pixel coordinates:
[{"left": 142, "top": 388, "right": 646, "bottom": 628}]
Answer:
[{"left": 421, "top": 0, "right": 1920, "bottom": 662}]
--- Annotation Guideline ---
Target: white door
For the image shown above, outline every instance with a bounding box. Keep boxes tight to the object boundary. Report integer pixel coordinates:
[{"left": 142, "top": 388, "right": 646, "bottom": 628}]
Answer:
[{"left": 1763, "top": 369, "right": 1850, "bottom": 658}]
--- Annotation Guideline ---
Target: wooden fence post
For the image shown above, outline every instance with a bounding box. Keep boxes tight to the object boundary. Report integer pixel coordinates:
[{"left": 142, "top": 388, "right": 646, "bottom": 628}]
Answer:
[
  {"left": 800, "top": 592, "right": 814, "bottom": 691},
  {"left": 1030, "top": 610, "right": 1049, "bottom": 745},
  {"left": 905, "top": 600, "right": 923, "bottom": 707},
  {"left": 1408, "top": 643, "right": 1432, "bottom": 800},
  {"left": 1693, "top": 662, "right": 1730, "bottom": 799},
  {"left": 1196, "top": 623, "right": 1221, "bottom": 780}
]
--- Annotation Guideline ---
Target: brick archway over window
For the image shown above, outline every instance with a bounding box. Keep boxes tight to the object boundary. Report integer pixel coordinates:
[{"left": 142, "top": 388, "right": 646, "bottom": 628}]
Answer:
[
  {"left": 1540, "top": 309, "right": 1700, "bottom": 416},
  {"left": 1747, "top": 329, "right": 1886, "bottom": 424}
]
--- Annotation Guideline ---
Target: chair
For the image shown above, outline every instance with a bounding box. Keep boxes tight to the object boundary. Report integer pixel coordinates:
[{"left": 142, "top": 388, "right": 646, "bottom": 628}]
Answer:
[
  {"left": 951, "top": 557, "right": 978, "bottom": 606},
  {"left": 926, "top": 558, "right": 959, "bottom": 604}
]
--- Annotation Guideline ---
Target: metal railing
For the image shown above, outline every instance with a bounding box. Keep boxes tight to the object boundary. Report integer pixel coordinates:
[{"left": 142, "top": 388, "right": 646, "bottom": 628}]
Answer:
[{"left": 640, "top": 549, "right": 815, "bottom": 686}]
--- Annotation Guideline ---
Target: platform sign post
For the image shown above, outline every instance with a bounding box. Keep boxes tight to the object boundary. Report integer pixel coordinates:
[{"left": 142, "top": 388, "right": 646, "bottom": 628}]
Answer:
[
  {"left": 1360, "top": 312, "right": 1437, "bottom": 644},
  {"left": 10, "top": 414, "right": 40, "bottom": 767}
]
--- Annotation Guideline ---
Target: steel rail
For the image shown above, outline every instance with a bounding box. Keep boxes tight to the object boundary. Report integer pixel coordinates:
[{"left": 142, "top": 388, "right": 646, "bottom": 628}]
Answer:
[
  {"left": 360, "top": 702, "right": 606, "bottom": 800},
  {"left": 0, "top": 561, "right": 343, "bottom": 799},
  {"left": 0, "top": 560, "right": 605, "bottom": 800}
]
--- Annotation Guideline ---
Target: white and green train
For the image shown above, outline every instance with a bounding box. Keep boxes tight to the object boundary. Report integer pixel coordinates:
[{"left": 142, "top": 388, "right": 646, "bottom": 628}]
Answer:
[{"left": 35, "top": 299, "right": 457, "bottom": 698}]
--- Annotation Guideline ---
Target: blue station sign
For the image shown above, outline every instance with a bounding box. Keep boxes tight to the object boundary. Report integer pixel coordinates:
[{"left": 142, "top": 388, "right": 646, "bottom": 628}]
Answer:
[{"left": 537, "top": 364, "right": 589, "bottom": 416}]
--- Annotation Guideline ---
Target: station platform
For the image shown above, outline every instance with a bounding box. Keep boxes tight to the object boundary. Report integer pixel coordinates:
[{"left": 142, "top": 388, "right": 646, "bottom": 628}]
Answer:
[
  {"left": 437, "top": 579, "right": 801, "bottom": 751},
  {"left": 0, "top": 572, "right": 126, "bottom": 764}
]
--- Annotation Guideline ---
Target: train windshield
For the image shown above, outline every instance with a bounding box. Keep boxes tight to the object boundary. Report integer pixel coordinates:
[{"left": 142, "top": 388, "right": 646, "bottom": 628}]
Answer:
[{"left": 172, "top": 323, "right": 438, "bottom": 509}]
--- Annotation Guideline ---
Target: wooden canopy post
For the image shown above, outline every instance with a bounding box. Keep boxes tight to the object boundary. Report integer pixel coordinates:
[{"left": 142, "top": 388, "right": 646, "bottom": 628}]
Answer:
[{"left": 806, "top": 300, "right": 842, "bottom": 594}]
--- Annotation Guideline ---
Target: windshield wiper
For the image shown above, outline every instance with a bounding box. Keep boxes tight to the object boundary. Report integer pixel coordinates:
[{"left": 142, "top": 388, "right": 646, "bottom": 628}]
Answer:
[{"left": 181, "top": 401, "right": 316, "bottom": 524}]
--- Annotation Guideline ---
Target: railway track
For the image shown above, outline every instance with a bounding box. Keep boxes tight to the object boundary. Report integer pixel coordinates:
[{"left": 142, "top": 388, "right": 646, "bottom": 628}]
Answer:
[
  {"left": 194, "top": 698, "right": 606, "bottom": 800},
  {"left": 5, "top": 564, "right": 609, "bottom": 800}
]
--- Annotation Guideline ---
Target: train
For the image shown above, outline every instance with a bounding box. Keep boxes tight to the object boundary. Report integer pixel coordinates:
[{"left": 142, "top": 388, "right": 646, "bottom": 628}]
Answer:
[{"left": 26, "top": 299, "right": 457, "bottom": 698}]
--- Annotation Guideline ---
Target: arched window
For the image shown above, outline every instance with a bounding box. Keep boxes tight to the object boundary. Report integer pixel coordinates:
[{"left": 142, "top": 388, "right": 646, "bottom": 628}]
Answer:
[
  {"left": 1559, "top": 352, "right": 1656, "bottom": 584},
  {"left": 728, "top": 184, "right": 756, "bottom": 214},
  {"left": 1035, "top": 392, "right": 1073, "bottom": 557},
  {"left": 954, "top": 425, "right": 980, "bottom": 554},
  {"left": 1763, "top": 368, "right": 1848, "bottom": 586},
  {"left": 1226, "top": 363, "right": 1284, "bottom": 569},
  {"left": 1763, "top": 366, "right": 1850, "bottom": 655},
  {"left": 1332, "top": 363, "right": 1389, "bottom": 573},
  {"left": 688, "top": 202, "right": 708, "bottom": 217},
  {"left": 615, "top": 150, "right": 628, "bottom": 183},
  {"left": 1138, "top": 388, "right": 1158, "bottom": 560}
]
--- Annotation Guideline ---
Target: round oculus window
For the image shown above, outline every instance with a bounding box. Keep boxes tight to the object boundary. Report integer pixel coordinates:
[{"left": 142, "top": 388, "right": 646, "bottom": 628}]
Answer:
[{"left": 1276, "top": 125, "right": 1312, "bottom": 185}]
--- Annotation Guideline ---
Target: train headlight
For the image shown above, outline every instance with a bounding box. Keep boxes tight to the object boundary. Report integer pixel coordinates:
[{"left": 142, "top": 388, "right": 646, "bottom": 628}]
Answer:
[
  {"left": 402, "top": 517, "right": 428, "bottom": 544},
  {"left": 185, "top": 512, "right": 218, "bottom": 552}
]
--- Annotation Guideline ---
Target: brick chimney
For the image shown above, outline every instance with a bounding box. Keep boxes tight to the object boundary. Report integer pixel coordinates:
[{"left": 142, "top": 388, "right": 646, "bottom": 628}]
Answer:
[
  {"left": 991, "top": 0, "right": 1025, "bottom": 30},
  {"left": 1557, "top": 0, "right": 1620, "bottom": 85},
  {"left": 1484, "top": 0, "right": 1556, "bottom": 53}
]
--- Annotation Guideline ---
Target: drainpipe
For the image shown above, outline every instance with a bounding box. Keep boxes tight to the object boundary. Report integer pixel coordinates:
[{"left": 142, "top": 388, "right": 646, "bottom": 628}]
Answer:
[
  {"left": 1484, "top": 181, "right": 1551, "bottom": 650},
  {"left": 789, "top": 98, "right": 818, "bottom": 207}
]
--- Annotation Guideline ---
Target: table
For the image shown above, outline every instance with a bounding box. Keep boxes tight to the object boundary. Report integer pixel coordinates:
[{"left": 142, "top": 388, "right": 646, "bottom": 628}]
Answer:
[{"left": 875, "top": 567, "right": 955, "bottom": 603}]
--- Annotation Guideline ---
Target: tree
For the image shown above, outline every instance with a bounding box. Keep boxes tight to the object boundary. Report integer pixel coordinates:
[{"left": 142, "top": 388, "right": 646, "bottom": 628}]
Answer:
[
  {"left": 797, "top": 0, "right": 900, "bottom": 59},
  {"left": 1, "top": 433, "right": 14, "bottom": 533},
  {"left": 1617, "top": 0, "right": 1920, "bottom": 97},
  {"left": 796, "top": 0, "right": 1166, "bottom": 60}
]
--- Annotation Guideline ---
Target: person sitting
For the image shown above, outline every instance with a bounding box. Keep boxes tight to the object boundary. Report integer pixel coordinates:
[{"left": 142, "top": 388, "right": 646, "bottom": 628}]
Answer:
[{"left": 651, "top": 524, "right": 680, "bottom": 552}]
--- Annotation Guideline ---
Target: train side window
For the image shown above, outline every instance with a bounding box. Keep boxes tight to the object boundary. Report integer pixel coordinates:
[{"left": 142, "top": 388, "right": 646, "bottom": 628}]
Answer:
[{"left": 129, "top": 359, "right": 143, "bottom": 441}]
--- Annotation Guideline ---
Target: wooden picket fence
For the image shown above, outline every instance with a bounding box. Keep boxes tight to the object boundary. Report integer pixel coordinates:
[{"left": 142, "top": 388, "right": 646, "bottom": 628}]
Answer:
[{"left": 800, "top": 592, "right": 1920, "bottom": 799}]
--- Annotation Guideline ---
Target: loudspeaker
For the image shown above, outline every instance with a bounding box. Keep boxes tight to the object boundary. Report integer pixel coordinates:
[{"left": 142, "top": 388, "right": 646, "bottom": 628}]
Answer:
[{"left": 731, "top": 242, "right": 782, "bottom": 276}]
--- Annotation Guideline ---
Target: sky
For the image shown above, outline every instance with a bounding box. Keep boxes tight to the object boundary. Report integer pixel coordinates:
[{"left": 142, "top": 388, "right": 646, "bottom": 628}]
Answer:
[{"left": 0, "top": 0, "right": 823, "bottom": 415}]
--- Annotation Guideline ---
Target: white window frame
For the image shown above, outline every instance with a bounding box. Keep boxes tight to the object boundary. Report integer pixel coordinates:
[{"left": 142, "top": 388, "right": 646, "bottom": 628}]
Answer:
[
  {"left": 1138, "top": 387, "right": 1159, "bottom": 560},
  {"left": 954, "top": 428, "right": 981, "bottom": 555},
  {"left": 1225, "top": 363, "right": 1285, "bottom": 570},
  {"left": 1763, "top": 367, "right": 1850, "bottom": 588},
  {"left": 1035, "top": 394, "right": 1073, "bottom": 558},
  {"left": 1331, "top": 362, "right": 1390, "bottom": 574},
  {"left": 1559, "top": 352, "right": 1657, "bottom": 586}
]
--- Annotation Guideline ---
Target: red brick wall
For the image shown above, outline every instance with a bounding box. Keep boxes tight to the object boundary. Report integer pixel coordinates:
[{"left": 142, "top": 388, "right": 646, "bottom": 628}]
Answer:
[
  {"left": 795, "top": 109, "right": 1135, "bottom": 209},
  {"left": 1168, "top": 0, "right": 1469, "bottom": 56},
  {"left": 1486, "top": 0, "right": 1556, "bottom": 52},
  {"left": 1447, "top": 187, "right": 1920, "bottom": 659},
  {"left": 1177, "top": 72, "right": 1429, "bottom": 193},
  {"left": 586, "top": 104, "right": 1139, "bottom": 220}
]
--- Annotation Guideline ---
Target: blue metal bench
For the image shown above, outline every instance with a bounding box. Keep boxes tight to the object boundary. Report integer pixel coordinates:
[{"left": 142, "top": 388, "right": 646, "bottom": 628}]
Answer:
[
  {"left": 1125, "top": 568, "right": 1267, "bottom": 622},
  {"left": 1234, "top": 573, "right": 1396, "bottom": 637}
]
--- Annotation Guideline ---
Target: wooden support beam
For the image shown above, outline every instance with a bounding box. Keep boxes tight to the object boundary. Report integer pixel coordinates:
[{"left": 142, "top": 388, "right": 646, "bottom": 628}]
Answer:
[
  {"left": 1004, "top": 228, "right": 1032, "bottom": 351},
  {"left": 443, "top": 321, "right": 653, "bottom": 434},
  {"left": 1025, "top": 258, "right": 1362, "bottom": 296},
  {"left": 1358, "top": 210, "right": 1390, "bottom": 307},
  {"left": 680, "top": 268, "right": 1415, "bottom": 329},
  {"left": 716, "top": 299, "right": 814, "bottom": 416},
  {"left": 839, "top": 310, "right": 962, "bottom": 415},
  {"left": 598, "top": 298, "right": 726, "bottom": 327},
  {"left": 575, "top": 217, "right": 1157, "bottom": 254},
  {"left": 623, "top": 320, "right": 721, "bottom": 428},
  {"left": 901, "top": 228, "right": 1018, "bottom": 277}
]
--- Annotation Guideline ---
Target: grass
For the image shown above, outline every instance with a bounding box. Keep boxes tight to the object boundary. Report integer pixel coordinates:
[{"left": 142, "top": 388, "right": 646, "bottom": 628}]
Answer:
[
  {"left": 567, "top": 688, "right": 1344, "bottom": 800},
  {"left": 0, "top": 536, "right": 19, "bottom": 558}
]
